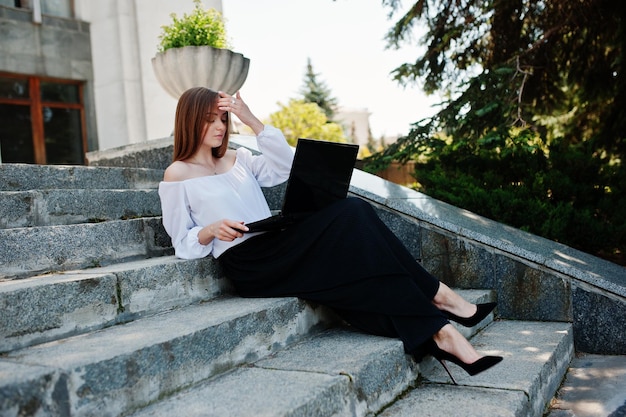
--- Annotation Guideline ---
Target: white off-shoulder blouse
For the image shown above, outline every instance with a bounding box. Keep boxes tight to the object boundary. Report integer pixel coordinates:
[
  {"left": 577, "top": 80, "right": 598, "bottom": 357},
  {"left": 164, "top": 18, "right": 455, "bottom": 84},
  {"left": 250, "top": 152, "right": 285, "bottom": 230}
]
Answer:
[{"left": 158, "top": 125, "right": 294, "bottom": 259}]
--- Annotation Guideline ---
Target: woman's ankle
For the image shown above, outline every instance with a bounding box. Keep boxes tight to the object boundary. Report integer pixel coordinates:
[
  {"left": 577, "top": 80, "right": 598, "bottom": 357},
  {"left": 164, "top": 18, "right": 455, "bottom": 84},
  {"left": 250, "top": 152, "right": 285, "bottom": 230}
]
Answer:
[
  {"left": 433, "top": 325, "right": 482, "bottom": 364},
  {"left": 432, "top": 284, "right": 476, "bottom": 318}
]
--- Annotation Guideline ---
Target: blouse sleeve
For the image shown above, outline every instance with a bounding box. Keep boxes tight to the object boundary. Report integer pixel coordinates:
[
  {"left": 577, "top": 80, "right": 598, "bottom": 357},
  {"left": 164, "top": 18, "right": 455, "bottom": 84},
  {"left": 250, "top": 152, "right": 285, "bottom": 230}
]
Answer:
[
  {"left": 158, "top": 125, "right": 294, "bottom": 260},
  {"left": 248, "top": 125, "right": 294, "bottom": 187},
  {"left": 158, "top": 181, "right": 212, "bottom": 260}
]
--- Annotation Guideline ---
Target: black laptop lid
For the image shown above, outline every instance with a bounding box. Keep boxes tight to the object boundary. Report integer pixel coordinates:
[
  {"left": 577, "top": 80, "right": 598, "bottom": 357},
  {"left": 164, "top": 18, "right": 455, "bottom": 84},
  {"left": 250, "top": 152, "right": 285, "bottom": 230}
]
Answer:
[{"left": 281, "top": 138, "right": 359, "bottom": 215}]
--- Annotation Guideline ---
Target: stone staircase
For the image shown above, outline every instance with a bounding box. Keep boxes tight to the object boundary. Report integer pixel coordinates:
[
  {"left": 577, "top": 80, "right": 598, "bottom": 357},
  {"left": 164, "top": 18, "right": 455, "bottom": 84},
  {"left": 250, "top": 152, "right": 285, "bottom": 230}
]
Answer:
[{"left": 0, "top": 147, "right": 599, "bottom": 416}]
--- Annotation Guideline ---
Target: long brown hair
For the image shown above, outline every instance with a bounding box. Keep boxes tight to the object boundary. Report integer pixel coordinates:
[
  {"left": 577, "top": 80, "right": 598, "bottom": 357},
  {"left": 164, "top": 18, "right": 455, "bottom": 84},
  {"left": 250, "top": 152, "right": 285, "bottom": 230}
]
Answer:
[{"left": 172, "top": 87, "right": 230, "bottom": 162}]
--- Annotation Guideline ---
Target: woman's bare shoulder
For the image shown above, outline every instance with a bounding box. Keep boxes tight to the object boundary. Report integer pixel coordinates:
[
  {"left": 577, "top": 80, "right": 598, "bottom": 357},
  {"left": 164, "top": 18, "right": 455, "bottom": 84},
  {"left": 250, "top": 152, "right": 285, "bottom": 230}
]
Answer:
[{"left": 163, "top": 161, "right": 192, "bottom": 182}]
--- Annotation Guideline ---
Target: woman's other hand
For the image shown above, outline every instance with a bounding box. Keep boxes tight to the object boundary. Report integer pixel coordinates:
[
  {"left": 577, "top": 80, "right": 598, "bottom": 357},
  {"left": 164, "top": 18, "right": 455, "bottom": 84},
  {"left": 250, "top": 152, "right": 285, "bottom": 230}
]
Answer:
[
  {"left": 199, "top": 219, "right": 249, "bottom": 244},
  {"left": 218, "top": 91, "right": 264, "bottom": 135}
]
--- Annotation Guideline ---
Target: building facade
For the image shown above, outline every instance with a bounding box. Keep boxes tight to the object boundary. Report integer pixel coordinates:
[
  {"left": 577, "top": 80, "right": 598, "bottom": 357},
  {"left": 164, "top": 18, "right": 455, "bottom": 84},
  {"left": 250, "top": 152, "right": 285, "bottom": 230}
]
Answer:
[{"left": 0, "top": 0, "right": 221, "bottom": 164}]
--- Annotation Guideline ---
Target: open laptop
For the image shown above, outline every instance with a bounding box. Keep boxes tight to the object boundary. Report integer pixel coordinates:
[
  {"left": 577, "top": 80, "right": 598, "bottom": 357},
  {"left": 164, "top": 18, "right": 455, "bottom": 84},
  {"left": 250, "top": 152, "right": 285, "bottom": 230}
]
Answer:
[{"left": 245, "top": 138, "right": 359, "bottom": 233}]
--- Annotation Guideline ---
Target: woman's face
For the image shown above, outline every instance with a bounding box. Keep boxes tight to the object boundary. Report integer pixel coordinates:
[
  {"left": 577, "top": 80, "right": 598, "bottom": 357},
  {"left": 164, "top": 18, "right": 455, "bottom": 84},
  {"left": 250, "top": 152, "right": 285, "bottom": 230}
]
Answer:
[{"left": 201, "top": 107, "right": 228, "bottom": 149}]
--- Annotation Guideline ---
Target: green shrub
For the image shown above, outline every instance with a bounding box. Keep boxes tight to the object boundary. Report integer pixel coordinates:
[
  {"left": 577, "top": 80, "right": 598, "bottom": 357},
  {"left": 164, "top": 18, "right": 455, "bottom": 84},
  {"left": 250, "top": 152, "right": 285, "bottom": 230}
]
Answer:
[
  {"left": 407, "top": 138, "right": 626, "bottom": 265},
  {"left": 157, "top": 0, "right": 231, "bottom": 53}
]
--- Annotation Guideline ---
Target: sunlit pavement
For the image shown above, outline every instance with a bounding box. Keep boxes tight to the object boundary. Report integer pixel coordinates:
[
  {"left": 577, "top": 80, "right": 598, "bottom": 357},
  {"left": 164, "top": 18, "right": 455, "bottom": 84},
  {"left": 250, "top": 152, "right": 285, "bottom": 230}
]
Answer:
[{"left": 548, "top": 354, "right": 626, "bottom": 417}]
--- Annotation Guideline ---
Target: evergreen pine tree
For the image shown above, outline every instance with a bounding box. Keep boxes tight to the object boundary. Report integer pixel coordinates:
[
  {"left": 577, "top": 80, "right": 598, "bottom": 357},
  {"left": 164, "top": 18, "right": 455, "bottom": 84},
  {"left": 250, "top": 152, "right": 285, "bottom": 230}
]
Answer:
[
  {"left": 299, "top": 57, "right": 338, "bottom": 120},
  {"left": 366, "top": 0, "right": 626, "bottom": 264}
]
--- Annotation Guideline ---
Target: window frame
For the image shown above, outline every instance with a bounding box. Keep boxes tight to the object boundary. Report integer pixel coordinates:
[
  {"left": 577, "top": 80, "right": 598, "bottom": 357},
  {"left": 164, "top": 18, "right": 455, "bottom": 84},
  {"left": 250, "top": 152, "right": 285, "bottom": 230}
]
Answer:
[{"left": 0, "top": 72, "right": 86, "bottom": 164}]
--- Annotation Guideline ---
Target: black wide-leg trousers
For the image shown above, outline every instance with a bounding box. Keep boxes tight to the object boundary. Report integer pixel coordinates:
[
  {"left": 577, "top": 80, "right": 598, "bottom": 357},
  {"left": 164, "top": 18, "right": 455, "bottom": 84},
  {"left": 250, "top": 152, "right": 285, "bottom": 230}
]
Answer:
[{"left": 218, "top": 197, "right": 449, "bottom": 354}]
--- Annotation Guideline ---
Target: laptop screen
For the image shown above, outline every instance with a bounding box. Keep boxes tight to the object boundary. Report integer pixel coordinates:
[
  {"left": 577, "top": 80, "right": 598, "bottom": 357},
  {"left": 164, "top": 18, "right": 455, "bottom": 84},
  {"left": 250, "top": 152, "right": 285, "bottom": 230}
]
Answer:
[{"left": 281, "top": 138, "right": 359, "bottom": 215}]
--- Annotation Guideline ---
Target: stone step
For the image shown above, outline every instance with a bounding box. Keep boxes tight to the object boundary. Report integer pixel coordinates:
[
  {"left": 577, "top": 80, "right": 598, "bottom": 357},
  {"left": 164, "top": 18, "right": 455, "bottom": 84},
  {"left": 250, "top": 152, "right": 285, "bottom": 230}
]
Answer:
[
  {"left": 0, "top": 250, "right": 494, "bottom": 355},
  {"left": 380, "top": 320, "right": 574, "bottom": 417},
  {"left": 0, "top": 255, "right": 494, "bottom": 355},
  {"left": 0, "top": 296, "right": 331, "bottom": 417},
  {"left": 0, "top": 256, "right": 226, "bottom": 353},
  {"left": 0, "top": 217, "right": 171, "bottom": 280},
  {"left": 121, "top": 290, "right": 492, "bottom": 417},
  {"left": 0, "top": 163, "right": 163, "bottom": 191},
  {"left": 85, "top": 136, "right": 174, "bottom": 169},
  {"left": 0, "top": 189, "right": 161, "bottom": 229},
  {"left": 0, "top": 281, "right": 495, "bottom": 417},
  {"left": 128, "top": 320, "right": 572, "bottom": 417},
  {"left": 130, "top": 327, "right": 417, "bottom": 417}
]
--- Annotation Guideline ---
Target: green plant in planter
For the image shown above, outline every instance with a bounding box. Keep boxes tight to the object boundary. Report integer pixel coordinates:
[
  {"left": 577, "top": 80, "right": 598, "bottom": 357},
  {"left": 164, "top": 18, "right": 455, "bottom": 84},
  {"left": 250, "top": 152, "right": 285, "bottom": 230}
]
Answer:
[
  {"left": 152, "top": 0, "right": 249, "bottom": 97},
  {"left": 157, "top": 0, "right": 231, "bottom": 53}
]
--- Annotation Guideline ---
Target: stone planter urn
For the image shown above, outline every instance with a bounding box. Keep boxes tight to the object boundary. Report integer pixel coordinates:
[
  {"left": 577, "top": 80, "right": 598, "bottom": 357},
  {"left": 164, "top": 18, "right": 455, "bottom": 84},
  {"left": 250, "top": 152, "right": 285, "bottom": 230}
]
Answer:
[{"left": 152, "top": 46, "right": 250, "bottom": 98}]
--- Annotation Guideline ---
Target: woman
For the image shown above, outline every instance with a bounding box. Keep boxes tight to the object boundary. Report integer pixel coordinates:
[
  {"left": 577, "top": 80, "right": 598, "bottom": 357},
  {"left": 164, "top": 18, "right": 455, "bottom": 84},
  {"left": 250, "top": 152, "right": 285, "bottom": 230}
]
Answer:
[{"left": 158, "top": 87, "right": 502, "bottom": 384}]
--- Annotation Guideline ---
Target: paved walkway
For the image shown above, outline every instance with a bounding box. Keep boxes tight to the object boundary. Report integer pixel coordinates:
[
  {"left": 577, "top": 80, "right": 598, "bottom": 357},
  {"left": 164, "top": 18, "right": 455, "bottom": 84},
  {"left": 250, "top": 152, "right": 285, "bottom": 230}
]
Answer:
[{"left": 548, "top": 354, "right": 626, "bottom": 417}]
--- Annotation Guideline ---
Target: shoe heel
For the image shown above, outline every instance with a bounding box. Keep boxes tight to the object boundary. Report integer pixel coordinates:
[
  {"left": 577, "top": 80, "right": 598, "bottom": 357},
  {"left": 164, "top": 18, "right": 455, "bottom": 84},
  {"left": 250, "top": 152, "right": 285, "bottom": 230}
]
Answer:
[
  {"left": 436, "top": 359, "right": 458, "bottom": 385},
  {"left": 425, "top": 339, "right": 503, "bottom": 383}
]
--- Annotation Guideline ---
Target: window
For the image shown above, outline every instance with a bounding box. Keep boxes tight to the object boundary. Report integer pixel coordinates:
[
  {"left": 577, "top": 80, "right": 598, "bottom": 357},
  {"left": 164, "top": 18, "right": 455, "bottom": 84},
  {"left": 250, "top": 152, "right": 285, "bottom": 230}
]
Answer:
[
  {"left": 2, "top": 0, "right": 73, "bottom": 19},
  {"left": 40, "top": 0, "right": 72, "bottom": 18},
  {"left": 0, "top": 74, "right": 86, "bottom": 165}
]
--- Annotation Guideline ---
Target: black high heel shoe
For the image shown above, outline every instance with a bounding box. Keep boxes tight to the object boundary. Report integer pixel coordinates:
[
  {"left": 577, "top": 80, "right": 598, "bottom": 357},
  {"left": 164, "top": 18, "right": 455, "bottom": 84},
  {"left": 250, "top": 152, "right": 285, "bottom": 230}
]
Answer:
[
  {"left": 425, "top": 339, "right": 503, "bottom": 385},
  {"left": 446, "top": 302, "right": 497, "bottom": 327}
]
